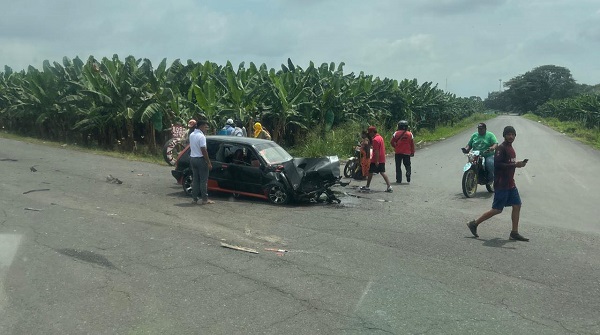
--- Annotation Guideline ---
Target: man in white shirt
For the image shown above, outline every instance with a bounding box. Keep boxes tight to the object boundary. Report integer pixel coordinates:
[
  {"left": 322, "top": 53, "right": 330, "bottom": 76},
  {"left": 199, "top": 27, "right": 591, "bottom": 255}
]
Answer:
[{"left": 189, "top": 120, "right": 214, "bottom": 204}]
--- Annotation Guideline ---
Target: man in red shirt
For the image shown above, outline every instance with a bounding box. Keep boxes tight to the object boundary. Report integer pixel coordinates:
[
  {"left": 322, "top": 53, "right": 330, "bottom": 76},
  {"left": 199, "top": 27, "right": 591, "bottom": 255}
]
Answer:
[
  {"left": 360, "top": 126, "right": 393, "bottom": 192},
  {"left": 391, "top": 120, "right": 415, "bottom": 184}
]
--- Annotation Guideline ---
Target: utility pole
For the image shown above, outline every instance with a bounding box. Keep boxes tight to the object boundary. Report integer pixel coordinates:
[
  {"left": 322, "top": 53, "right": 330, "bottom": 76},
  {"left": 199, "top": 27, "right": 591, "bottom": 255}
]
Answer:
[{"left": 499, "top": 79, "right": 502, "bottom": 92}]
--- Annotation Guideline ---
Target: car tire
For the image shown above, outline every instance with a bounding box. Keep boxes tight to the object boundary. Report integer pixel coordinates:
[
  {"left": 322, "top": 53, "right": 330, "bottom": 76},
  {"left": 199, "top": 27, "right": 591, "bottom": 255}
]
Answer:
[
  {"left": 163, "top": 138, "right": 183, "bottom": 166},
  {"left": 182, "top": 172, "right": 193, "bottom": 196},
  {"left": 343, "top": 160, "right": 356, "bottom": 178},
  {"left": 267, "top": 183, "right": 290, "bottom": 205}
]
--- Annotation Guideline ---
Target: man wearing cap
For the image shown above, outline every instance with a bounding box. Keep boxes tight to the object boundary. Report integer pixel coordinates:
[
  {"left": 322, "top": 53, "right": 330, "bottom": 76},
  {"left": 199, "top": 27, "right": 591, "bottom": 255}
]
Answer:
[
  {"left": 360, "top": 126, "right": 393, "bottom": 193},
  {"left": 462, "top": 123, "right": 498, "bottom": 184},
  {"left": 218, "top": 119, "right": 235, "bottom": 136}
]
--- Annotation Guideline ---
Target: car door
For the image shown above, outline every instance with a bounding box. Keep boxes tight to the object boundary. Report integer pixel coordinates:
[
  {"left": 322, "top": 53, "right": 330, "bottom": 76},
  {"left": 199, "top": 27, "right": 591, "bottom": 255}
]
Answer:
[
  {"left": 208, "top": 142, "right": 236, "bottom": 191},
  {"left": 229, "top": 146, "right": 265, "bottom": 195}
]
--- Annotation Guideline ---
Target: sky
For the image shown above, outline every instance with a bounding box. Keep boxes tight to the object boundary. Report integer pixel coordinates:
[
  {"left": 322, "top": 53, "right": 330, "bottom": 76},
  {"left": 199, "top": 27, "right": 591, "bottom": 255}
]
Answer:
[{"left": 1, "top": 0, "right": 599, "bottom": 98}]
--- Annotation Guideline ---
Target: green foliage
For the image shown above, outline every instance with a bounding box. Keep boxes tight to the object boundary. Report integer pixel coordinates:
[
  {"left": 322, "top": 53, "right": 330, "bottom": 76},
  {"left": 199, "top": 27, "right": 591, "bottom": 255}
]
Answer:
[
  {"left": 486, "top": 64, "right": 579, "bottom": 114},
  {"left": 533, "top": 94, "right": 600, "bottom": 130},
  {"left": 1, "top": 55, "right": 486, "bottom": 153},
  {"left": 415, "top": 113, "right": 495, "bottom": 142},
  {"left": 287, "top": 121, "right": 370, "bottom": 157}
]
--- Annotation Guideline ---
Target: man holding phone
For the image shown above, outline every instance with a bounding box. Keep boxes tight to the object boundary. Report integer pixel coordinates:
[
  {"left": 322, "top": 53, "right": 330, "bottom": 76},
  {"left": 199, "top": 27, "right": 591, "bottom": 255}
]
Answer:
[{"left": 467, "top": 126, "right": 529, "bottom": 241}]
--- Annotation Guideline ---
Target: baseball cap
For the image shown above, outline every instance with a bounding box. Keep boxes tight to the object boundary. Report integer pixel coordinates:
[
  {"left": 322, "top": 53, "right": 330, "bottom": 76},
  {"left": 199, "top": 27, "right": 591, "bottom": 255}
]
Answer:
[
  {"left": 477, "top": 123, "right": 486, "bottom": 129},
  {"left": 226, "top": 118, "right": 234, "bottom": 125}
]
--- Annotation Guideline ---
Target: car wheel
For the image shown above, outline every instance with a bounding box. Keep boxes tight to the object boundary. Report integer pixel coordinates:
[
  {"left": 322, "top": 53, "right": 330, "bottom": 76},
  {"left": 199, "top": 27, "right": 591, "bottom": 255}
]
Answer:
[
  {"left": 267, "top": 183, "right": 290, "bottom": 205},
  {"left": 163, "top": 138, "right": 183, "bottom": 166},
  {"left": 343, "top": 161, "right": 356, "bottom": 178},
  {"left": 182, "top": 172, "right": 193, "bottom": 196}
]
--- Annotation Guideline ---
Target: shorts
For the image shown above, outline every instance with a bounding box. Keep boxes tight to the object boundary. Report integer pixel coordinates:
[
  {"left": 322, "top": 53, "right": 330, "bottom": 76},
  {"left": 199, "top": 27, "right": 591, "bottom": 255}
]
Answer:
[
  {"left": 369, "top": 163, "right": 386, "bottom": 174},
  {"left": 492, "top": 188, "right": 522, "bottom": 210}
]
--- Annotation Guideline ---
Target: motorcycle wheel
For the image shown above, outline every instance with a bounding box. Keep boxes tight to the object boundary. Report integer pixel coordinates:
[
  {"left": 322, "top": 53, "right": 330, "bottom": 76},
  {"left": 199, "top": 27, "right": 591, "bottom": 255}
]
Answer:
[
  {"left": 163, "top": 138, "right": 183, "bottom": 166},
  {"left": 182, "top": 172, "right": 193, "bottom": 196},
  {"left": 267, "top": 183, "right": 290, "bottom": 205},
  {"left": 343, "top": 161, "right": 356, "bottom": 178},
  {"left": 485, "top": 183, "right": 494, "bottom": 193},
  {"left": 462, "top": 169, "right": 478, "bottom": 198}
]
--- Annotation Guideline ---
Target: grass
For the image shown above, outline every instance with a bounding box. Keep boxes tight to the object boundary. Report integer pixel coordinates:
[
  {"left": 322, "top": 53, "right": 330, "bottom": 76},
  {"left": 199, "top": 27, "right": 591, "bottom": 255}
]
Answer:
[
  {"left": 1, "top": 112, "right": 498, "bottom": 162},
  {"left": 289, "top": 113, "right": 497, "bottom": 158},
  {"left": 523, "top": 114, "right": 600, "bottom": 149}
]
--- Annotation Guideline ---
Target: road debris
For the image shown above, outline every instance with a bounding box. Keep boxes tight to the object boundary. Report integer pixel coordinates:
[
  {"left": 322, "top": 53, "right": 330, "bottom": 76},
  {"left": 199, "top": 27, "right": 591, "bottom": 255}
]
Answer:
[
  {"left": 24, "top": 207, "right": 43, "bottom": 211},
  {"left": 265, "top": 248, "right": 288, "bottom": 253},
  {"left": 30, "top": 165, "right": 38, "bottom": 172},
  {"left": 106, "top": 175, "right": 123, "bottom": 184},
  {"left": 23, "top": 188, "right": 50, "bottom": 194},
  {"left": 220, "top": 242, "right": 259, "bottom": 254},
  {"left": 265, "top": 248, "right": 288, "bottom": 256},
  {"left": 0, "top": 158, "right": 18, "bottom": 161}
]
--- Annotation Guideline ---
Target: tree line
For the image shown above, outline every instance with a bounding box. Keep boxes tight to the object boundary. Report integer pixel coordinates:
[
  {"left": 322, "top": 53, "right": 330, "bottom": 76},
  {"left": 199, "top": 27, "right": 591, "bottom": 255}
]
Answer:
[
  {"left": 484, "top": 65, "right": 600, "bottom": 129},
  {"left": 0, "top": 55, "right": 486, "bottom": 152}
]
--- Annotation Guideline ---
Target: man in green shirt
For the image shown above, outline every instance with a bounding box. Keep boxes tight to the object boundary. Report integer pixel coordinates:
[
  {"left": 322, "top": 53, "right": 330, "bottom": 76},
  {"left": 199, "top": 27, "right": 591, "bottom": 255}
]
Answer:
[{"left": 462, "top": 123, "right": 498, "bottom": 183}]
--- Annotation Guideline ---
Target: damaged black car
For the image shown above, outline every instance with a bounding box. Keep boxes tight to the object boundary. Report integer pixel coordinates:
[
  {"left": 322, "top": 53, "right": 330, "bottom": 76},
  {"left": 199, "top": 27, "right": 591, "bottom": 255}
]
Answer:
[{"left": 171, "top": 136, "right": 346, "bottom": 204}]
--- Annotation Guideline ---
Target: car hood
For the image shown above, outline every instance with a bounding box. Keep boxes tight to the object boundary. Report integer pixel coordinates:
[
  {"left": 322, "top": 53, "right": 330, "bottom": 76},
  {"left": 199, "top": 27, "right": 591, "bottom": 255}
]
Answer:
[{"left": 284, "top": 156, "right": 340, "bottom": 190}]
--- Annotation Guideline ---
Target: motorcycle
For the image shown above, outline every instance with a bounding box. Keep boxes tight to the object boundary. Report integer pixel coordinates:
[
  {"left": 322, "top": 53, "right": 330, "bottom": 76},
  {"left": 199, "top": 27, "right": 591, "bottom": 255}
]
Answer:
[
  {"left": 163, "top": 123, "right": 190, "bottom": 166},
  {"left": 461, "top": 148, "right": 494, "bottom": 197},
  {"left": 343, "top": 143, "right": 362, "bottom": 179}
]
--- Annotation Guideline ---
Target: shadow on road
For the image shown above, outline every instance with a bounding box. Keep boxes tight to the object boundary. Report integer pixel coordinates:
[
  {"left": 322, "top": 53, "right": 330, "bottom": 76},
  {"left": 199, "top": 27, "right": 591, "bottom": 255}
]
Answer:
[{"left": 479, "top": 237, "right": 517, "bottom": 249}]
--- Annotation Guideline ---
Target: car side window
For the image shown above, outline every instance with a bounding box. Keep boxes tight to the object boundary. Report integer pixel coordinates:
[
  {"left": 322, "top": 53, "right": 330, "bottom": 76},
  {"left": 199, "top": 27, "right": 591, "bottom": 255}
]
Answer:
[
  {"left": 206, "top": 141, "right": 219, "bottom": 160},
  {"left": 247, "top": 150, "right": 261, "bottom": 168}
]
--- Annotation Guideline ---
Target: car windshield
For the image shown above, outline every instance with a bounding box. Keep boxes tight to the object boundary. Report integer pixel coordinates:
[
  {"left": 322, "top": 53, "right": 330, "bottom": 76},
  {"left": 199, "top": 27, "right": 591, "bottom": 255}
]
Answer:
[{"left": 256, "top": 143, "right": 293, "bottom": 164}]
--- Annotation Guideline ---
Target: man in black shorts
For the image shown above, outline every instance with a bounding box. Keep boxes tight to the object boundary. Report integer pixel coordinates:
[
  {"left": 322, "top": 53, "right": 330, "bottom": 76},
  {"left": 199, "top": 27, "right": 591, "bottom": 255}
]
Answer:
[{"left": 466, "top": 126, "right": 529, "bottom": 241}]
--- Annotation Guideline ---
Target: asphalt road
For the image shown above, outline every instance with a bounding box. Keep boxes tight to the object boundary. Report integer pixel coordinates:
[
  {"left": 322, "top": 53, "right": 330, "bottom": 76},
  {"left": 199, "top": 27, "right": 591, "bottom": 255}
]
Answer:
[{"left": 1, "top": 115, "right": 599, "bottom": 334}]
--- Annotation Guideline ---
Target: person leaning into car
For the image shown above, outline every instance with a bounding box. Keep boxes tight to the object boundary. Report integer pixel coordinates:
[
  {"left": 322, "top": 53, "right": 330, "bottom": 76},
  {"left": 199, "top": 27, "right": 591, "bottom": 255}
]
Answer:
[{"left": 189, "top": 120, "right": 215, "bottom": 205}]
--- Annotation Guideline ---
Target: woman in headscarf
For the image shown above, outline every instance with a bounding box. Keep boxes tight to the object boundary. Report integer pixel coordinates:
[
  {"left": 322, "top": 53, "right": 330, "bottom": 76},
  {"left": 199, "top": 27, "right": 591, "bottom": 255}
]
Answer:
[{"left": 253, "top": 122, "right": 272, "bottom": 140}]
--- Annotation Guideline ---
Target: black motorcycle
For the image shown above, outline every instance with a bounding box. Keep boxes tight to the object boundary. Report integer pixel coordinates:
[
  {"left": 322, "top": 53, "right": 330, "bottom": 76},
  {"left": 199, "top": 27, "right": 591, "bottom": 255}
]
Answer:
[
  {"left": 343, "top": 143, "right": 367, "bottom": 180},
  {"left": 461, "top": 148, "right": 494, "bottom": 197}
]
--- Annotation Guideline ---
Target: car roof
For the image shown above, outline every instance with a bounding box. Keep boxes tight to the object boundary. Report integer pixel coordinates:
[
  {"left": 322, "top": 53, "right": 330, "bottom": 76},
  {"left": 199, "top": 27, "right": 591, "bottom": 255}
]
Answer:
[{"left": 206, "top": 136, "right": 277, "bottom": 146}]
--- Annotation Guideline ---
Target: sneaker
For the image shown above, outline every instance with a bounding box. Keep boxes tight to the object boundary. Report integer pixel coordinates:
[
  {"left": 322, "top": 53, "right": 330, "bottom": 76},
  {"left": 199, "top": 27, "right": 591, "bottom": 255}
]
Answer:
[
  {"left": 396, "top": 180, "right": 402, "bottom": 184},
  {"left": 359, "top": 186, "right": 370, "bottom": 192},
  {"left": 385, "top": 186, "right": 393, "bottom": 193},
  {"left": 406, "top": 175, "right": 411, "bottom": 183},
  {"left": 467, "top": 220, "right": 479, "bottom": 237},
  {"left": 509, "top": 231, "right": 529, "bottom": 242}
]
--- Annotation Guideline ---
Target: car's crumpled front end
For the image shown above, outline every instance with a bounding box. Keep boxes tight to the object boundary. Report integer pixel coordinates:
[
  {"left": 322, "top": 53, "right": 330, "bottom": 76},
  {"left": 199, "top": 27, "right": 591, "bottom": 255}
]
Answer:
[{"left": 284, "top": 156, "right": 345, "bottom": 203}]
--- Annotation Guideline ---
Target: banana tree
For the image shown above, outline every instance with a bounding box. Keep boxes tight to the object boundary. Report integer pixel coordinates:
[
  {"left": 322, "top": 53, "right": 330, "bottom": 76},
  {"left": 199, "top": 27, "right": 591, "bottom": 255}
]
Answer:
[{"left": 261, "top": 67, "right": 313, "bottom": 142}]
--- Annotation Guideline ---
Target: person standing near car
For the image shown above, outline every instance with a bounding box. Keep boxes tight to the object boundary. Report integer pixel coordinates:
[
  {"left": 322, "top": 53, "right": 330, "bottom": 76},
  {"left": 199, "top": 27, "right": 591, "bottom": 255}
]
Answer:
[
  {"left": 218, "top": 119, "right": 236, "bottom": 136},
  {"left": 233, "top": 120, "right": 247, "bottom": 137},
  {"left": 462, "top": 123, "right": 498, "bottom": 183},
  {"left": 359, "top": 130, "right": 371, "bottom": 180},
  {"left": 253, "top": 122, "right": 272, "bottom": 140},
  {"left": 189, "top": 120, "right": 214, "bottom": 205},
  {"left": 391, "top": 120, "right": 415, "bottom": 184},
  {"left": 361, "top": 126, "right": 392, "bottom": 193},
  {"left": 467, "top": 126, "right": 529, "bottom": 241}
]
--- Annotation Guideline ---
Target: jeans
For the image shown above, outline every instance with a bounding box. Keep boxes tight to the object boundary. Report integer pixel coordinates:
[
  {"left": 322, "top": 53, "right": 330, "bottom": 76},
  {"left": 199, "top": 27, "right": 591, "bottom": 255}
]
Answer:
[
  {"left": 483, "top": 155, "right": 494, "bottom": 183},
  {"left": 191, "top": 157, "right": 209, "bottom": 202}
]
